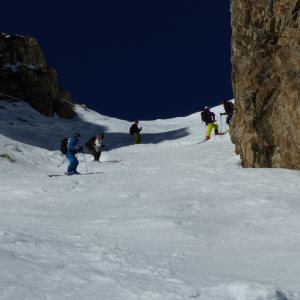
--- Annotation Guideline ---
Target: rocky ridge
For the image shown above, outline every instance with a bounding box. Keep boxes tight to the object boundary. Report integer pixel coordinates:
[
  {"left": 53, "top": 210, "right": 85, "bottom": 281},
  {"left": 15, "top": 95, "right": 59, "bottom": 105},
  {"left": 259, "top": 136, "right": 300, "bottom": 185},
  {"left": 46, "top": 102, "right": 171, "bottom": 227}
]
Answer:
[
  {"left": 230, "top": 0, "right": 300, "bottom": 169},
  {"left": 0, "top": 33, "right": 75, "bottom": 118}
]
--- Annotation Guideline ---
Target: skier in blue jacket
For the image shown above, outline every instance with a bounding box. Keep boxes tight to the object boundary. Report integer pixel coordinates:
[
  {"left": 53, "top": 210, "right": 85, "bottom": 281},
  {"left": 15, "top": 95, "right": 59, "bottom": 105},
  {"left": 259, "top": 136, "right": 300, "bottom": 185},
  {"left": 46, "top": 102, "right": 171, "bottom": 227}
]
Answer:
[{"left": 66, "top": 133, "right": 83, "bottom": 175}]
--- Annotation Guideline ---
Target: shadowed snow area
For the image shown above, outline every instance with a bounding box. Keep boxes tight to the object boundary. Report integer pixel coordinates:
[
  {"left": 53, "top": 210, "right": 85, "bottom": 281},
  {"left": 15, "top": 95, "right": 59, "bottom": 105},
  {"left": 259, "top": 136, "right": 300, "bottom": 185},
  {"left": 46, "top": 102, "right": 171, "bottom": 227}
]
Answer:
[{"left": 0, "top": 100, "right": 300, "bottom": 300}]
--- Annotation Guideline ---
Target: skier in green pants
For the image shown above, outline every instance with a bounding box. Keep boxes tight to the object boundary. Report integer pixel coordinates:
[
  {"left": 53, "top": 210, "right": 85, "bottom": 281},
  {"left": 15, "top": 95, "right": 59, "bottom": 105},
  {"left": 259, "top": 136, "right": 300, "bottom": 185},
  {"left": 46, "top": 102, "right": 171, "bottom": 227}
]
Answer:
[{"left": 129, "top": 120, "right": 142, "bottom": 144}]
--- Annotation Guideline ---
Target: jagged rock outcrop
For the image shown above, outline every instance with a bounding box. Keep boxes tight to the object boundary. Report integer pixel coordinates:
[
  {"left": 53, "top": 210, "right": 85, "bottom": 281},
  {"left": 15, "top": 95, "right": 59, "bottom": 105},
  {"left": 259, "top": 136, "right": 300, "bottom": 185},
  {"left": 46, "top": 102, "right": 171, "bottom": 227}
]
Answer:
[
  {"left": 0, "top": 33, "right": 75, "bottom": 118},
  {"left": 230, "top": 0, "right": 300, "bottom": 170}
]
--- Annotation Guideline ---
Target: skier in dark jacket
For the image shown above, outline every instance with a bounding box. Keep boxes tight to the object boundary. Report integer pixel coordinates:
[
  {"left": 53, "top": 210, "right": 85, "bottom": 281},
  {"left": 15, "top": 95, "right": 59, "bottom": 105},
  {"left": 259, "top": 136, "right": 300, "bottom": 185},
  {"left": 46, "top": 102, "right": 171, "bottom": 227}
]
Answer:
[
  {"left": 85, "top": 134, "right": 105, "bottom": 161},
  {"left": 220, "top": 100, "right": 234, "bottom": 125},
  {"left": 129, "top": 120, "right": 142, "bottom": 144},
  {"left": 65, "top": 133, "right": 83, "bottom": 175},
  {"left": 201, "top": 106, "right": 219, "bottom": 140}
]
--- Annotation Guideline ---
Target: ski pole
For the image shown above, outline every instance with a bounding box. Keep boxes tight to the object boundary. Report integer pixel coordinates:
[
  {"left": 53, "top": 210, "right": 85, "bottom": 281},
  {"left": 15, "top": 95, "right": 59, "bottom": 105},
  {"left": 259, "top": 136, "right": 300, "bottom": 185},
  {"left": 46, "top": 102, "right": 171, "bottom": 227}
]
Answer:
[
  {"left": 219, "top": 114, "right": 223, "bottom": 133},
  {"left": 82, "top": 152, "right": 89, "bottom": 173},
  {"left": 57, "top": 157, "right": 67, "bottom": 168},
  {"left": 79, "top": 155, "right": 93, "bottom": 162}
]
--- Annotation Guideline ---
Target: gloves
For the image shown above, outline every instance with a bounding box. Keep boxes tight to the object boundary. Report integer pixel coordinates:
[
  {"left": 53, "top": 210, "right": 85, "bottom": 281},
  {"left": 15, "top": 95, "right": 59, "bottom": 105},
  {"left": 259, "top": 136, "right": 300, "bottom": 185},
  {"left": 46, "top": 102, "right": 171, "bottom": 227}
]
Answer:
[{"left": 101, "top": 144, "right": 105, "bottom": 148}]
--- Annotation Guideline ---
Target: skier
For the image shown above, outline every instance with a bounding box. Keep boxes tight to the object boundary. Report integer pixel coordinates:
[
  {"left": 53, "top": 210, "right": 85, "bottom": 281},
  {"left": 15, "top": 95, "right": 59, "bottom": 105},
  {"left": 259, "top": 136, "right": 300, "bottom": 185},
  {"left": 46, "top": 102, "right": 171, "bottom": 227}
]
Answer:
[
  {"left": 201, "top": 106, "right": 220, "bottom": 141},
  {"left": 85, "top": 133, "right": 105, "bottom": 161},
  {"left": 65, "top": 133, "right": 83, "bottom": 175},
  {"left": 220, "top": 100, "right": 234, "bottom": 125},
  {"left": 129, "top": 120, "right": 142, "bottom": 144}
]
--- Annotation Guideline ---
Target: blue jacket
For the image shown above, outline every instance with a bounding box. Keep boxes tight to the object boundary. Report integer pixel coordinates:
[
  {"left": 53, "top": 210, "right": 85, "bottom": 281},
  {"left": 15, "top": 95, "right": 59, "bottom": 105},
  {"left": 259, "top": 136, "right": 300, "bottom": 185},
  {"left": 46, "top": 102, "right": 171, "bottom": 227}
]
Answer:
[{"left": 67, "top": 137, "right": 79, "bottom": 153}]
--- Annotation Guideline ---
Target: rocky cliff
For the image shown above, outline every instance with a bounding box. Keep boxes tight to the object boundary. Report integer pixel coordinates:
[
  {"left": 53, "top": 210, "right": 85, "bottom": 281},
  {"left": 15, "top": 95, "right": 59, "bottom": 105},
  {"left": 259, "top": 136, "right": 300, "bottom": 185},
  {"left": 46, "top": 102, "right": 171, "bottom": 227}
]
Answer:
[
  {"left": 230, "top": 0, "right": 300, "bottom": 169},
  {"left": 0, "top": 33, "right": 75, "bottom": 118}
]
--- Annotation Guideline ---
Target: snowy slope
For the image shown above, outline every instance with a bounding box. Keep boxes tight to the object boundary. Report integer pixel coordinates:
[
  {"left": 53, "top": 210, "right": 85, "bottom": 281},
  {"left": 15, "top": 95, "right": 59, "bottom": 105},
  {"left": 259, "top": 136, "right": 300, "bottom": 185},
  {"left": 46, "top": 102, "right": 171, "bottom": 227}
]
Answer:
[{"left": 0, "top": 99, "right": 300, "bottom": 300}]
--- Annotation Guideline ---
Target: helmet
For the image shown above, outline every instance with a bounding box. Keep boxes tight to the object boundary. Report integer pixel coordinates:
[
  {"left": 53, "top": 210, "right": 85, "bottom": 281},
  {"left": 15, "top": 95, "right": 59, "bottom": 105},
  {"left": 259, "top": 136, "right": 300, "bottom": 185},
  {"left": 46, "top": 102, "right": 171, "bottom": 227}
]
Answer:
[
  {"left": 204, "top": 106, "right": 210, "bottom": 110},
  {"left": 134, "top": 120, "right": 139, "bottom": 124},
  {"left": 74, "top": 132, "right": 81, "bottom": 138}
]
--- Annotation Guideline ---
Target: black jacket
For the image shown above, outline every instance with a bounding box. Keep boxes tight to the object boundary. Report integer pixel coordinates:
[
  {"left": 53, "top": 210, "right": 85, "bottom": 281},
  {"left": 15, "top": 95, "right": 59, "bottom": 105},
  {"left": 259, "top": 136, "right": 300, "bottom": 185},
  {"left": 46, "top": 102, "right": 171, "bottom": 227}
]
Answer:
[
  {"left": 130, "top": 124, "right": 142, "bottom": 135},
  {"left": 223, "top": 101, "right": 234, "bottom": 115}
]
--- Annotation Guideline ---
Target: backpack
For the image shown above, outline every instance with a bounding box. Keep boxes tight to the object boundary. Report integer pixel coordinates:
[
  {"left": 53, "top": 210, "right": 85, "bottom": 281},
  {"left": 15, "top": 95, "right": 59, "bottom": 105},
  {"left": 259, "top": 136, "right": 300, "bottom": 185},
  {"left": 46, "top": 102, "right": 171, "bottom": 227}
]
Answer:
[
  {"left": 60, "top": 138, "right": 68, "bottom": 155},
  {"left": 201, "top": 110, "right": 210, "bottom": 123},
  {"left": 85, "top": 136, "right": 96, "bottom": 151},
  {"left": 129, "top": 125, "right": 135, "bottom": 136}
]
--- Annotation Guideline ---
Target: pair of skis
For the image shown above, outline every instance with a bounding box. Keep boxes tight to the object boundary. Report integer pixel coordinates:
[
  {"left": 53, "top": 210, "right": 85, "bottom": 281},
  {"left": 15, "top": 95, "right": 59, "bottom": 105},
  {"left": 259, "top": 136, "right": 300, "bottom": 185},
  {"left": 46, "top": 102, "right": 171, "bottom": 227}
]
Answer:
[
  {"left": 49, "top": 171, "right": 102, "bottom": 177},
  {"left": 197, "top": 130, "right": 229, "bottom": 144}
]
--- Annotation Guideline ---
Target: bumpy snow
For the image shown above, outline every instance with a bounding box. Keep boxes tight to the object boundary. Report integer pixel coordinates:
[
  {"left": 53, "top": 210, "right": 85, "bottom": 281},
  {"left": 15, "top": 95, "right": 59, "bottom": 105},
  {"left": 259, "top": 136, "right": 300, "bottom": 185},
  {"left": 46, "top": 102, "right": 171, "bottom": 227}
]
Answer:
[{"left": 0, "top": 100, "right": 300, "bottom": 300}]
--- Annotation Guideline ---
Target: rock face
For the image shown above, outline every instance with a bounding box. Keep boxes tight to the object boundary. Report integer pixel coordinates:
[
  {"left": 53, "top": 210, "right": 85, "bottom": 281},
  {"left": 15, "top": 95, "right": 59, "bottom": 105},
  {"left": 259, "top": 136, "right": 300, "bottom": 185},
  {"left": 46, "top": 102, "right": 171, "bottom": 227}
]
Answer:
[
  {"left": 0, "top": 33, "right": 75, "bottom": 118},
  {"left": 230, "top": 0, "right": 300, "bottom": 169}
]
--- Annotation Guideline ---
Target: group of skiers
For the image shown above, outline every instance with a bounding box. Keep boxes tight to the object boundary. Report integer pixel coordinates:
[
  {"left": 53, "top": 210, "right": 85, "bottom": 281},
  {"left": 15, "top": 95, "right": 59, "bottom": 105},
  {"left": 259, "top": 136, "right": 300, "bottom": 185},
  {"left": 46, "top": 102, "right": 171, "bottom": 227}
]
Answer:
[
  {"left": 201, "top": 100, "right": 234, "bottom": 141},
  {"left": 62, "top": 121, "right": 142, "bottom": 175},
  {"left": 62, "top": 100, "right": 233, "bottom": 175},
  {"left": 62, "top": 133, "right": 106, "bottom": 175}
]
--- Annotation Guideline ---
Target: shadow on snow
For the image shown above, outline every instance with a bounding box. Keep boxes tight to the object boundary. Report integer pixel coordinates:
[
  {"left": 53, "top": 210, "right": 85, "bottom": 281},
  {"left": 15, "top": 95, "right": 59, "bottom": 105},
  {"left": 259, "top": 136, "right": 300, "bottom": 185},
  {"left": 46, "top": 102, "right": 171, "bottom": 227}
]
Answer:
[
  {"left": 105, "top": 127, "right": 190, "bottom": 150},
  {"left": 0, "top": 100, "right": 190, "bottom": 152}
]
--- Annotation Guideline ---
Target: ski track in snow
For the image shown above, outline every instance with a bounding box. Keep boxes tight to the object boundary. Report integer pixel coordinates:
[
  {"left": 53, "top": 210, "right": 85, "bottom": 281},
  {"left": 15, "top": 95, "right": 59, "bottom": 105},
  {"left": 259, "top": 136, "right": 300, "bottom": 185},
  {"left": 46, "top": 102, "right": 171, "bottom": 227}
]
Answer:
[{"left": 0, "top": 100, "right": 300, "bottom": 300}]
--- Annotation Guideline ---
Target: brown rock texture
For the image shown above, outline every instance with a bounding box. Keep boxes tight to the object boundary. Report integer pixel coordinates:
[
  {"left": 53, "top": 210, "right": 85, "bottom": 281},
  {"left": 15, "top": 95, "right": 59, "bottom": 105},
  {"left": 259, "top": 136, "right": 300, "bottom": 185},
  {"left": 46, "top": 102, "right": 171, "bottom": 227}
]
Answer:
[
  {"left": 230, "top": 0, "right": 300, "bottom": 169},
  {"left": 0, "top": 33, "right": 75, "bottom": 118}
]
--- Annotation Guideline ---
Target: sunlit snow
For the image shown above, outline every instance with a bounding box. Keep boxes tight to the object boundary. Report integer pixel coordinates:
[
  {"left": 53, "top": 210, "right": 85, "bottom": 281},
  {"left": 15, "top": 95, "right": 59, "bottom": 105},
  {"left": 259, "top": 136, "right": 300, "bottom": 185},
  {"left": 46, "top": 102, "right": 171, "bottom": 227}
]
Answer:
[{"left": 0, "top": 100, "right": 299, "bottom": 300}]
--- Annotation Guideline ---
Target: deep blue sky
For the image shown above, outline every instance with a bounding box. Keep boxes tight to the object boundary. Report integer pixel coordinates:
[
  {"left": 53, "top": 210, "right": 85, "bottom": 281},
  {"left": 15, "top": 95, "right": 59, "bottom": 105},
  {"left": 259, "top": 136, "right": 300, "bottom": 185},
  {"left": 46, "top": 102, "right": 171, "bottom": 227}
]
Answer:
[{"left": 1, "top": 1, "right": 232, "bottom": 120}]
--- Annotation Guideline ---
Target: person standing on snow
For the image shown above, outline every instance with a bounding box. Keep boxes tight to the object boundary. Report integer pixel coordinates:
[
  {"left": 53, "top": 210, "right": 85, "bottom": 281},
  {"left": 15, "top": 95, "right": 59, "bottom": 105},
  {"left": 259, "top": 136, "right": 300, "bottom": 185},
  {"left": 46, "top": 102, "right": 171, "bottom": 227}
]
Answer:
[
  {"left": 220, "top": 100, "right": 234, "bottom": 125},
  {"left": 85, "top": 133, "right": 105, "bottom": 161},
  {"left": 65, "top": 133, "right": 83, "bottom": 175},
  {"left": 94, "top": 134, "right": 105, "bottom": 160},
  {"left": 129, "top": 120, "right": 142, "bottom": 144},
  {"left": 201, "top": 106, "right": 220, "bottom": 141}
]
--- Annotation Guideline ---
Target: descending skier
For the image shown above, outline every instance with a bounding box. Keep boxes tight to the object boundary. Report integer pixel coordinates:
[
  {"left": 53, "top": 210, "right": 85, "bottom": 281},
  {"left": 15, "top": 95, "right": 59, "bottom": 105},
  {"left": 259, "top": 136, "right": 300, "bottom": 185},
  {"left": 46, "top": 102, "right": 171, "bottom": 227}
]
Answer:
[
  {"left": 201, "top": 106, "right": 220, "bottom": 141},
  {"left": 220, "top": 100, "right": 234, "bottom": 125},
  {"left": 85, "top": 134, "right": 105, "bottom": 161},
  {"left": 65, "top": 133, "right": 83, "bottom": 175},
  {"left": 129, "top": 120, "right": 142, "bottom": 144}
]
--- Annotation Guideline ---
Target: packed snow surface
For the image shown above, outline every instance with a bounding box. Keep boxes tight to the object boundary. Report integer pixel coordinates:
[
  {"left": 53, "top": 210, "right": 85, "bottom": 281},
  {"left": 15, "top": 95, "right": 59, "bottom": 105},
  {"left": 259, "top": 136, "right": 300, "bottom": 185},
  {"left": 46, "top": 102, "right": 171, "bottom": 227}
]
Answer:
[{"left": 0, "top": 100, "right": 300, "bottom": 300}]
